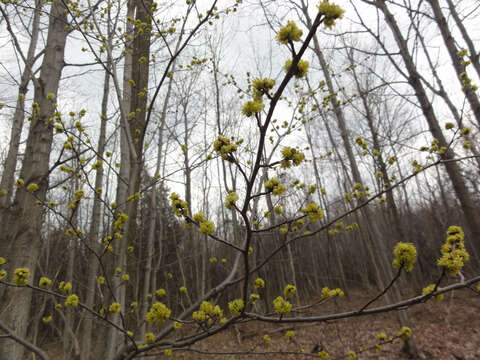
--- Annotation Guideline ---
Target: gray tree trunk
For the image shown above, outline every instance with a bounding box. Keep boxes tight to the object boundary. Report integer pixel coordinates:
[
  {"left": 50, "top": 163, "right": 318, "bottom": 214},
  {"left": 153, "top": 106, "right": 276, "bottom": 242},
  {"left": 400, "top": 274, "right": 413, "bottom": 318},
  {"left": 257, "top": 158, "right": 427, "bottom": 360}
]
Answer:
[{"left": 0, "top": 1, "right": 68, "bottom": 358}]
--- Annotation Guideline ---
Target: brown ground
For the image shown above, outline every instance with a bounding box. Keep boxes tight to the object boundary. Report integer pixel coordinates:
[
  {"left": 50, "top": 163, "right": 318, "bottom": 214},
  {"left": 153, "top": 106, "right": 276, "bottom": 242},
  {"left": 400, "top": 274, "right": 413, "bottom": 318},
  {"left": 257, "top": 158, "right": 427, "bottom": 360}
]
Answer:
[{"left": 163, "top": 288, "right": 480, "bottom": 360}]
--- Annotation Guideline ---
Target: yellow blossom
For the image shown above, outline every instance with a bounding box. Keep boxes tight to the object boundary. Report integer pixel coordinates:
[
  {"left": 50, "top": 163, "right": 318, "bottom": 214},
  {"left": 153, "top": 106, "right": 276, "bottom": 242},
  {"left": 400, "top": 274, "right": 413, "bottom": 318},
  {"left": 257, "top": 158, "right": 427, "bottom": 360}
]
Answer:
[
  {"left": 145, "top": 332, "right": 155, "bottom": 343},
  {"left": 283, "top": 284, "right": 296, "bottom": 299},
  {"left": 254, "top": 277, "right": 265, "bottom": 289},
  {"left": 284, "top": 59, "right": 309, "bottom": 78},
  {"left": 228, "top": 298, "right": 244, "bottom": 316},
  {"left": 318, "top": 1, "right": 345, "bottom": 28},
  {"left": 27, "top": 183, "right": 39, "bottom": 193},
  {"left": 109, "top": 302, "right": 121, "bottom": 313},
  {"left": 277, "top": 20, "right": 303, "bottom": 44},
  {"left": 146, "top": 302, "right": 171, "bottom": 323},
  {"left": 174, "top": 321, "right": 182, "bottom": 330},
  {"left": 13, "top": 268, "right": 30, "bottom": 286},
  {"left": 273, "top": 296, "right": 292, "bottom": 314},
  {"left": 392, "top": 242, "right": 417, "bottom": 272},
  {"left": 242, "top": 100, "right": 264, "bottom": 117},
  {"left": 318, "top": 350, "right": 329, "bottom": 359},
  {"left": 422, "top": 284, "right": 444, "bottom": 301},
  {"left": 39, "top": 277, "right": 52, "bottom": 288},
  {"left": 65, "top": 294, "right": 79, "bottom": 307},
  {"left": 397, "top": 326, "right": 412, "bottom": 341}
]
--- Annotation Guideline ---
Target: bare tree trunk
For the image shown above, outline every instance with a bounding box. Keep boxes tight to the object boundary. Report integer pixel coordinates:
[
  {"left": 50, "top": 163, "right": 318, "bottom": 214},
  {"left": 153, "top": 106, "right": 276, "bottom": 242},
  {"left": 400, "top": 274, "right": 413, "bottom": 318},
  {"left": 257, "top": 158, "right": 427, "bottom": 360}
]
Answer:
[
  {"left": 138, "top": 66, "right": 174, "bottom": 340},
  {"left": 445, "top": 0, "right": 480, "bottom": 81},
  {"left": 426, "top": 0, "right": 480, "bottom": 126},
  {"left": 0, "top": 0, "right": 42, "bottom": 208},
  {"left": 0, "top": 1, "right": 68, "bottom": 358},
  {"left": 80, "top": 62, "right": 111, "bottom": 360}
]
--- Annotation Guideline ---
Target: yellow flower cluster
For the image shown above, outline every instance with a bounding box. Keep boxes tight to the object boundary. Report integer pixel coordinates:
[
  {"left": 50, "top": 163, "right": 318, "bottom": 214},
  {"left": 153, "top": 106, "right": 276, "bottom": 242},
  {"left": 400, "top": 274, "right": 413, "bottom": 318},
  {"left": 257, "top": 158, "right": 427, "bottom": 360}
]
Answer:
[
  {"left": 59, "top": 281, "right": 72, "bottom": 292},
  {"left": 146, "top": 302, "right": 171, "bottom": 323},
  {"left": 27, "top": 183, "right": 39, "bottom": 193},
  {"left": 252, "top": 78, "right": 275, "bottom": 100},
  {"left": 376, "top": 332, "right": 388, "bottom": 341},
  {"left": 39, "top": 277, "right": 52, "bottom": 288},
  {"left": 228, "top": 298, "right": 244, "bottom": 316},
  {"left": 113, "top": 213, "right": 128, "bottom": 231},
  {"left": 347, "top": 350, "right": 357, "bottom": 360},
  {"left": 264, "top": 178, "right": 286, "bottom": 195},
  {"left": 254, "top": 277, "right": 265, "bottom": 289},
  {"left": 283, "top": 284, "right": 296, "bottom": 299},
  {"left": 250, "top": 293, "right": 260, "bottom": 304},
  {"left": 225, "top": 191, "right": 239, "bottom": 209},
  {"left": 13, "top": 268, "right": 30, "bottom": 286},
  {"left": 65, "top": 294, "right": 79, "bottom": 307},
  {"left": 317, "top": 1, "right": 345, "bottom": 28},
  {"left": 145, "top": 332, "right": 155, "bottom": 343},
  {"left": 193, "top": 301, "right": 224, "bottom": 324},
  {"left": 174, "top": 321, "right": 182, "bottom": 330},
  {"left": 68, "top": 189, "right": 85, "bottom": 210},
  {"left": 273, "top": 296, "right": 292, "bottom": 314},
  {"left": 397, "top": 326, "right": 412, "bottom": 341},
  {"left": 109, "top": 302, "right": 121, "bottom": 313},
  {"left": 170, "top": 193, "right": 188, "bottom": 217},
  {"left": 193, "top": 212, "right": 215, "bottom": 235},
  {"left": 0, "top": 258, "right": 7, "bottom": 280},
  {"left": 276, "top": 20, "right": 303, "bottom": 44},
  {"left": 213, "top": 136, "right": 238, "bottom": 162},
  {"left": 281, "top": 147, "right": 305, "bottom": 168},
  {"left": 318, "top": 350, "right": 329, "bottom": 359},
  {"left": 284, "top": 59, "right": 309, "bottom": 78},
  {"left": 242, "top": 100, "right": 264, "bottom": 117},
  {"left": 422, "top": 284, "right": 444, "bottom": 301},
  {"left": 321, "top": 286, "right": 344, "bottom": 299},
  {"left": 392, "top": 242, "right": 417, "bottom": 272},
  {"left": 301, "top": 202, "right": 324, "bottom": 222},
  {"left": 156, "top": 288, "right": 166, "bottom": 297},
  {"left": 437, "top": 226, "right": 469, "bottom": 275}
]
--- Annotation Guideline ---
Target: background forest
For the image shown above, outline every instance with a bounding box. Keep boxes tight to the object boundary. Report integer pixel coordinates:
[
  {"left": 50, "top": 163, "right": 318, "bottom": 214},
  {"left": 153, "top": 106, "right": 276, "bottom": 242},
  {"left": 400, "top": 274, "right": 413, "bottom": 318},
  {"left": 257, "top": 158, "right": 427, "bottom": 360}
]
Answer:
[{"left": 0, "top": 0, "right": 479, "bottom": 359}]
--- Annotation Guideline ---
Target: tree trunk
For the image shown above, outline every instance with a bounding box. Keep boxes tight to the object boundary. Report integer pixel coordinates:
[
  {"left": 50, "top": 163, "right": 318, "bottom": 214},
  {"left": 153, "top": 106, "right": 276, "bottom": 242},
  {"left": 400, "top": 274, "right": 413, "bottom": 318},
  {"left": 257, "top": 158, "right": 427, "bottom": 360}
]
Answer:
[{"left": 0, "top": 1, "right": 68, "bottom": 358}]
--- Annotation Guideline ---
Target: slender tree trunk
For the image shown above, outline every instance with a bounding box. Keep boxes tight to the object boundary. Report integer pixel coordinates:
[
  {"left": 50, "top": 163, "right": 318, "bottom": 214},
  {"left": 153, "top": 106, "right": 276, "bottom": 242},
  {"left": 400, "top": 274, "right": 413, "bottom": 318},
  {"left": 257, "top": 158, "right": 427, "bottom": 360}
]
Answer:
[
  {"left": 426, "top": 0, "right": 480, "bottom": 126},
  {"left": 138, "top": 66, "right": 174, "bottom": 339},
  {"left": 80, "top": 62, "right": 111, "bottom": 360},
  {"left": 445, "top": 0, "right": 480, "bottom": 80},
  {"left": 0, "top": 1, "right": 68, "bottom": 358},
  {"left": 0, "top": 0, "right": 42, "bottom": 208}
]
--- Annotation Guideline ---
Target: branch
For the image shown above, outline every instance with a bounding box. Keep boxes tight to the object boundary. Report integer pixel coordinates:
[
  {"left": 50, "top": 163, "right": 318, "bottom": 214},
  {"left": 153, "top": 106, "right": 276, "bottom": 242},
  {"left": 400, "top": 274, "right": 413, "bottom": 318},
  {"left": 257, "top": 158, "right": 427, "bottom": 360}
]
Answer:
[{"left": 0, "top": 320, "right": 49, "bottom": 360}]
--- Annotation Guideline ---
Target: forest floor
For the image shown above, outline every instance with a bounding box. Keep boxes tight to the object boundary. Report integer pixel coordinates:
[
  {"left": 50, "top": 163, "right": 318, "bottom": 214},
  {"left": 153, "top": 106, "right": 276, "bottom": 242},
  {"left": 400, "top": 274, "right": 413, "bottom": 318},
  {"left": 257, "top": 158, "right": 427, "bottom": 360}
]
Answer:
[{"left": 161, "top": 288, "right": 480, "bottom": 360}]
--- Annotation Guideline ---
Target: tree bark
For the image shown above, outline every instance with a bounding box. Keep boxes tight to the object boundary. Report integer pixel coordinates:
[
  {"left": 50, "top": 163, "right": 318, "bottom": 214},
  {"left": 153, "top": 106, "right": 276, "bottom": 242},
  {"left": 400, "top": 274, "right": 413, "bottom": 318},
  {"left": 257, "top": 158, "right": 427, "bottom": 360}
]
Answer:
[{"left": 0, "top": 1, "right": 68, "bottom": 358}]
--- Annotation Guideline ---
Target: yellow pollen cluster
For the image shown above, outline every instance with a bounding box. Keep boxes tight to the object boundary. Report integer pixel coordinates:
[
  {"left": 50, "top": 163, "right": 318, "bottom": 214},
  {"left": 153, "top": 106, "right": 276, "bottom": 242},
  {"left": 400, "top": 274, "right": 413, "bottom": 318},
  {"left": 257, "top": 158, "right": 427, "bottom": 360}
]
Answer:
[{"left": 437, "top": 226, "right": 469, "bottom": 275}]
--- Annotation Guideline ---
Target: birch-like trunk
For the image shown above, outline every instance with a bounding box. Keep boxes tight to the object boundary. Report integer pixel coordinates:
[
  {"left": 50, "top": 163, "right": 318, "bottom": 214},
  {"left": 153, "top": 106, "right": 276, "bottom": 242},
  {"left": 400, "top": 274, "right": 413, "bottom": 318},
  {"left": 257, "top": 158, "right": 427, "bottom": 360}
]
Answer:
[{"left": 0, "top": 1, "right": 68, "bottom": 358}]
